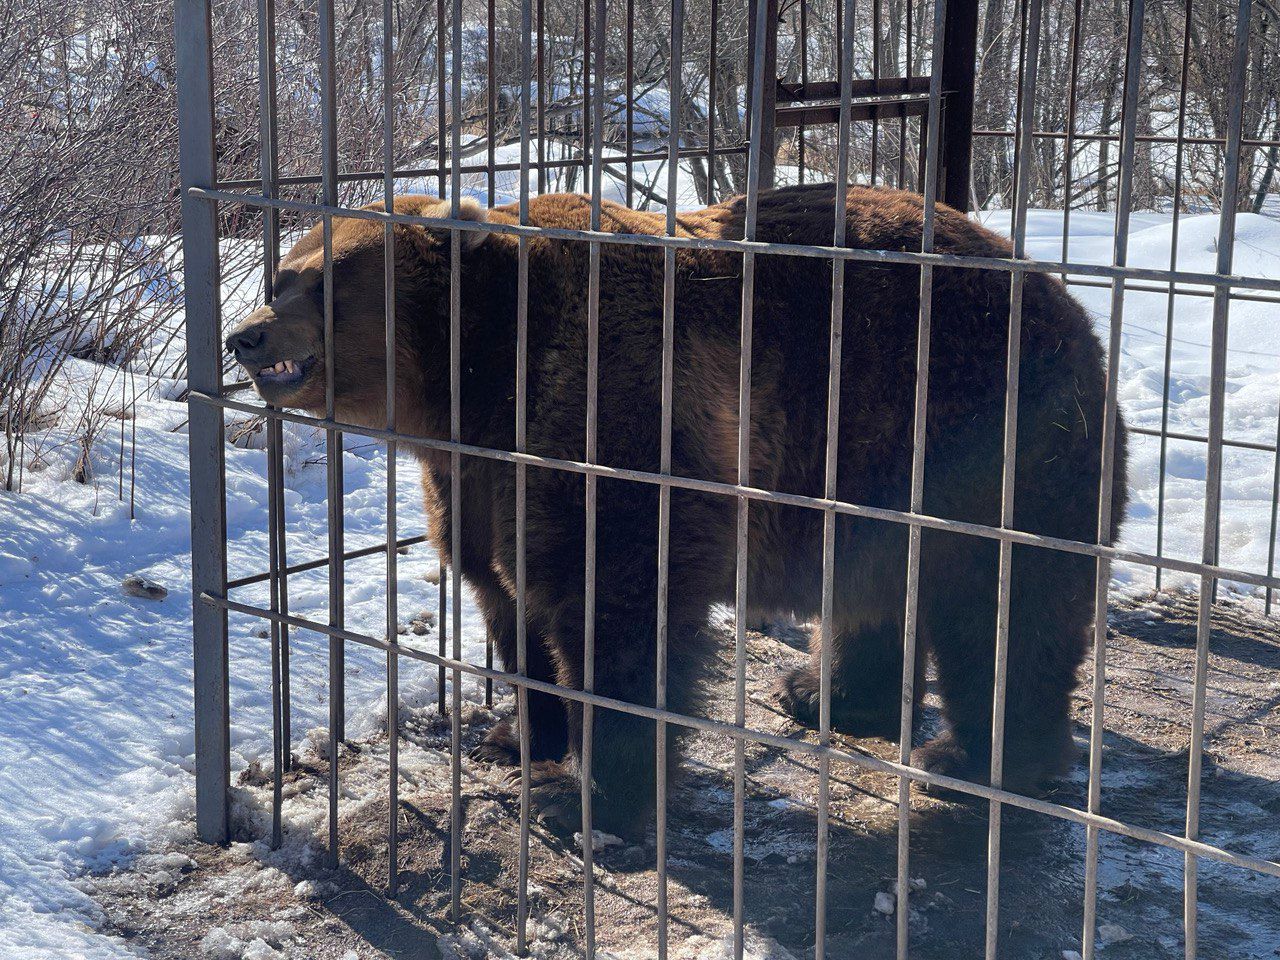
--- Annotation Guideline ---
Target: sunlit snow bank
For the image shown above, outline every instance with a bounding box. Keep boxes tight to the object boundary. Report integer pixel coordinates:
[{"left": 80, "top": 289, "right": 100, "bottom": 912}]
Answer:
[{"left": 976, "top": 209, "right": 1280, "bottom": 596}]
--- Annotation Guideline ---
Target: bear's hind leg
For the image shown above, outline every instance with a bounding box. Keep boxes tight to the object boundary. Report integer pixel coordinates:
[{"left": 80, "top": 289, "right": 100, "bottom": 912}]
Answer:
[
  {"left": 914, "top": 541, "right": 1088, "bottom": 798},
  {"left": 777, "top": 518, "right": 919, "bottom": 739}
]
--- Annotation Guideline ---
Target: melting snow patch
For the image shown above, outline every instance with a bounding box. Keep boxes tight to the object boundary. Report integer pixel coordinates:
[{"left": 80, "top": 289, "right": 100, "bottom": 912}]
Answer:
[
  {"left": 1098, "top": 923, "right": 1132, "bottom": 945},
  {"left": 676, "top": 931, "right": 799, "bottom": 959},
  {"left": 199, "top": 921, "right": 296, "bottom": 959}
]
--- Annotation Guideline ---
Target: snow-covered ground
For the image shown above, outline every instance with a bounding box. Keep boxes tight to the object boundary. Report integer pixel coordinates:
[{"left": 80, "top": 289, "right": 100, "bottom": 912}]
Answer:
[{"left": 0, "top": 206, "right": 1277, "bottom": 957}]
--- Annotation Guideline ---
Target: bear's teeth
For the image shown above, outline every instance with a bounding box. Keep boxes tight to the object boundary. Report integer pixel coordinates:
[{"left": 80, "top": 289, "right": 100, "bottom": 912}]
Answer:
[{"left": 284, "top": 359, "right": 295, "bottom": 373}]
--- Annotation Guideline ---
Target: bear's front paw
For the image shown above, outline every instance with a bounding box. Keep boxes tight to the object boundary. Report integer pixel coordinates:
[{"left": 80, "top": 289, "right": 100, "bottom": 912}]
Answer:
[
  {"left": 911, "top": 733, "right": 988, "bottom": 802},
  {"left": 777, "top": 666, "right": 901, "bottom": 739},
  {"left": 470, "top": 719, "right": 522, "bottom": 766},
  {"left": 506, "top": 760, "right": 583, "bottom": 834},
  {"left": 776, "top": 666, "right": 822, "bottom": 728}
]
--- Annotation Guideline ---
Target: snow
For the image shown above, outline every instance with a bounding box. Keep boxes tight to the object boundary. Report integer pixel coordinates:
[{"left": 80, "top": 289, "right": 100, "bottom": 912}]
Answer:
[
  {"left": 975, "top": 208, "right": 1280, "bottom": 595},
  {"left": 0, "top": 263, "right": 490, "bottom": 953},
  {"left": 672, "top": 931, "right": 799, "bottom": 960},
  {"left": 1, "top": 205, "right": 1278, "bottom": 955}
]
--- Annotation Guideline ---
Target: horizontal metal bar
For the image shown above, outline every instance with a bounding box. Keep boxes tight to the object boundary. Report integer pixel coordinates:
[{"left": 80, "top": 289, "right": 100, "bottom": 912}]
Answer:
[
  {"left": 191, "top": 389, "right": 1280, "bottom": 591},
  {"left": 203, "top": 589, "right": 1280, "bottom": 882},
  {"left": 775, "top": 96, "right": 930, "bottom": 128},
  {"left": 777, "top": 76, "right": 932, "bottom": 101},
  {"left": 226, "top": 534, "right": 430, "bottom": 589},
  {"left": 1129, "top": 424, "right": 1277, "bottom": 455},
  {"left": 189, "top": 187, "right": 1280, "bottom": 295},
  {"left": 213, "top": 144, "right": 751, "bottom": 191},
  {"left": 1061, "top": 275, "right": 1280, "bottom": 307},
  {"left": 974, "top": 128, "right": 1280, "bottom": 150}
]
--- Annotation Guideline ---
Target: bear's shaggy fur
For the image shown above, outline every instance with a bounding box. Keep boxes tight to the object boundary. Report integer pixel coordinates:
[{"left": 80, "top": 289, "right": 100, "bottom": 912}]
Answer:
[{"left": 226, "top": 184, "right": 1127, "bottom": 834}]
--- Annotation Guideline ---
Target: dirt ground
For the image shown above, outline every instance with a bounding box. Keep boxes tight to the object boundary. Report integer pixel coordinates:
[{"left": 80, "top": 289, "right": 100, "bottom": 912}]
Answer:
[{"left": 93, "top": 592, "right": 1280, "bottom": 959}]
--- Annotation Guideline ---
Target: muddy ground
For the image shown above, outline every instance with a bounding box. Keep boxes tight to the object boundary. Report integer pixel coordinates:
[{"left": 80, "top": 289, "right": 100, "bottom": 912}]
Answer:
[{"left": 93, "top": 592, "right": 1280, "bottom": 959}]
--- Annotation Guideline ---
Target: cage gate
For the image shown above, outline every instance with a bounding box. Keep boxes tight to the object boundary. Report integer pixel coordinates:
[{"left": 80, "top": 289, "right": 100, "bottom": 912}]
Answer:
[{"left": 176, "top": 0, "right": 1280, "bottom": 955}]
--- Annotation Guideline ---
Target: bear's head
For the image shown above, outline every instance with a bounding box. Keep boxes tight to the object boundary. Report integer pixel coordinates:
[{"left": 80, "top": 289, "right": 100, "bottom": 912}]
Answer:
[{"left": 224, "top": 195, "right": 490, "bottom": 425}]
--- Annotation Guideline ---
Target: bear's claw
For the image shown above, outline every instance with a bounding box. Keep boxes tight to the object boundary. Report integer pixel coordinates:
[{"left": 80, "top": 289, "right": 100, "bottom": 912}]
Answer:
[
  {"left": 520, "top": 760, "right": 583, "bottom": 834},
  {"left": 911, "top": 733, "right": 987, "bottom": 802},
  {"left": 776, "top": 667, "right": 822, "bottom": 727},
  {"left": 470, "top": 719, "right": 522, "bottom": 766},
  {"left": 777, "top": 665, "right": 902, "bottom": 739}
]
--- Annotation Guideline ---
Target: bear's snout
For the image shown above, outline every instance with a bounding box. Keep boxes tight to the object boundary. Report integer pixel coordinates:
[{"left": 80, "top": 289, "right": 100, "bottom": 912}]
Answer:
[
  {"left": 224, "top": 307, "right": 277, "bottom": 364},
  {"left": 225, "top": 322, "right": 267, "bottom": 360}
]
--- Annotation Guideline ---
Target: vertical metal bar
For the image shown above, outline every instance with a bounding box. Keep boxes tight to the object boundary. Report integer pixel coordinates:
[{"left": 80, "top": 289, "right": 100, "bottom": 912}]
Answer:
[
  {"left": 582, "top": 0, "right": 592, "bottom": 189},
  {"left": 899, "top": 0, "right": 911, "bottom": 189},
  {"left": 382, "top": 0, "right": 401, "bottom": 898},
  {"left": 897, "top": 2, "right": 947, "bottom": 955},
  {"left": 1059, "top": 0, "right": 1084, "bottom": 268},
  {"left": 265, "top": 0, "right": 292, "bottom": 774},
  {"left": 485, "top": 0, "right": 497, "bottom": 712},
  {"left": 1082, "top": 1, "right": 1144, "bottom": 954},
  {"left": 733, "top": 2, "right": 770, "bottom": 955},
  {"left": 870, "top": 0, "right": 881, "bottom": 184},
  {"left": 1008, "top": 0, "right": 1029, "bottom": 218},
  {"left": 815, "top": 0, "right": 856, "bottom": 952},
  {"left": 835, "top": 0, "right": 842, "bottom": 87},
  {"left": 177, "top": 0, "right": 230, "bottom": 847},
  {"left": 938, "top": 0, "right": 977, "bottom": 211},
  {"left": 1155, "top": 0, "right": 1195, "bottom": 594},
  {"left": 580, "top": 1, "right": 605, "bottom": 952},
  {"left": 266, "top": 409, "right": 286, "bottom": 846},
  {"left": 797, "top": 0, "right": 807, "bottom": 183},
  {"left": 746, "top": 0, "right": 756, "bottom": 160},
  {"left": 626, "top": 0, "right": 635, "bottom": 206},
  {"left": 515, "top": 0, "right": 534, "bottom": 946},
  {"left": 266, "top": 417, "right": 285, "bottom": 851},
  {"left": 257, "top": 0, "right": 284, "bottom": 853},
  {"left": 985, "top": 0, "right": 1040, "bottom": 955},
  {"left": 449, "top": 0, "right": 465, "bottom": 919},
  {"left": 1186, "top": 3, "right": 1250, "bottom": 956},
  {"left": 746, "top": 0, "right": 778, "bottom": 190},
  {"left": 538, "top": 0, "right": 547, "bottom": 194},
  {"left": 487, "top": 0, "right": 497, "bottom": 214},
  {"left": 436, "top": 0, "right": 448, "bottom": 198},
  {"left": 439, "top": 559, "right": 448, "bottom": 714},
  {"left": 706, "top": 0, "right": 717, "bottom": 202},
  {"left": 319, "top": 0, "right": 344, "bottom": 870},
  {"left": 656, "top": 0, "right": 684, "bottom": 952},
  {"left": 1268, "top": 413, "right": 1280, "bottom": 614},
  {"left": 278, "top": 468, "right": 292, "bottom": 758}
]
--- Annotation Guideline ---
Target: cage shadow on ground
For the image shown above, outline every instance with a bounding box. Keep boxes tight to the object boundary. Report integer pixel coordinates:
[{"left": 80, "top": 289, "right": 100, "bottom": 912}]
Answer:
[{"left": 94, "top": 593, "right": 1280, "bottom": 959}]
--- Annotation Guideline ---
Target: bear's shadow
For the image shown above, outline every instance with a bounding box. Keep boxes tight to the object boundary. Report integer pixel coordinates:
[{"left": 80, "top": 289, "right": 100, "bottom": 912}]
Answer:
[{"left": 248, "top": 594, "right": 1280, "bottom": 960}]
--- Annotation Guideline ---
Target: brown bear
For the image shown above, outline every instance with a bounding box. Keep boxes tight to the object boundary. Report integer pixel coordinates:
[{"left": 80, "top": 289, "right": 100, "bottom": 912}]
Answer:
[{"left": 226, "top": 184, "right": 1127, "bottom": 835}]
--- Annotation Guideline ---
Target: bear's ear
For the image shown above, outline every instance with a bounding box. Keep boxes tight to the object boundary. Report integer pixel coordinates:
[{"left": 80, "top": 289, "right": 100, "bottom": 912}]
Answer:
[{"left": 454, "top": 196, "right": 490, "bottom": 253}]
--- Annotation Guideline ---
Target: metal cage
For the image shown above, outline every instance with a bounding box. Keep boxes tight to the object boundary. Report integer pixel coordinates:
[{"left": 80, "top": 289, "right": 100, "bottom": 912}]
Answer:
[{"left": 175, "top": 0, "right": 1280, "bottom": 955}]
